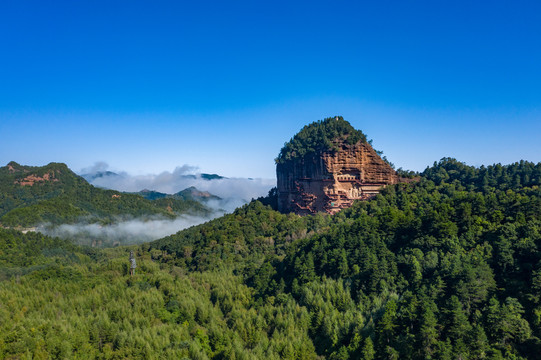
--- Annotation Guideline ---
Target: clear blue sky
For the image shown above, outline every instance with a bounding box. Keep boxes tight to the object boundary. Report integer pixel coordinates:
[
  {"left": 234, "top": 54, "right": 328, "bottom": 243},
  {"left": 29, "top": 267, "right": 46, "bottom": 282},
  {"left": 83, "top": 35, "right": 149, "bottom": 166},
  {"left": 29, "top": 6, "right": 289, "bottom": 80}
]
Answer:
[{"left": 1, "top": 1, "right": 539, "bottom": 179}]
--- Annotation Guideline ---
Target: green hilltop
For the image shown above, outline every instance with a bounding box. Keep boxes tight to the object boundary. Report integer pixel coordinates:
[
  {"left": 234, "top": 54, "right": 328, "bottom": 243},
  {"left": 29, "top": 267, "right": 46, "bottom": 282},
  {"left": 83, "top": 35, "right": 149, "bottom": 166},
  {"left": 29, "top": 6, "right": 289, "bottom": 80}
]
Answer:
[{"left": 275, "top": 116, "right": 368, "bottom": 164}]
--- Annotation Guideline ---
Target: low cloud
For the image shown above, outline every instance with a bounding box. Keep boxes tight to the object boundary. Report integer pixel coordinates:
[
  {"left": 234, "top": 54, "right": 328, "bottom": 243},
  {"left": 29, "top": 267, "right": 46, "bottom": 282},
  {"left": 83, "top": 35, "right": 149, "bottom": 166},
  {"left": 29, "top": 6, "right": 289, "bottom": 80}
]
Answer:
[
  {"left": 80, "top": 162, "right": 275, "bottom": 203},
  {"left": 39, "top": 215, "right": 213, "bottom": 247},
  {"left": 55, "top": 163, "right": 276, "bottom": 247},
  {"left": 80, "top": 161, "right": 110, "bottom": 174}
]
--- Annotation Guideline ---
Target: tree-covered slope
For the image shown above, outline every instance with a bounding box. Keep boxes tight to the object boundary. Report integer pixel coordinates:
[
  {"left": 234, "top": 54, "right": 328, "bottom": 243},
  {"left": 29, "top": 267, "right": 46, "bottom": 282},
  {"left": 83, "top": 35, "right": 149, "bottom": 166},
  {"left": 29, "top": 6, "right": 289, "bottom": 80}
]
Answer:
[
  {"left": 0, "top": 162, "right": 210, "bottom": 227},
  {"left": 1, "top": 158, "right": 541, "bottom": 359},
  {"left": 150, "top": 159, "right": 541, "bottom": 359},
  {"left": 265, "top": 161, "right": 541, "bottom": 358},
  {"left": 149, "top": 200, "right": 332, "bottom": 272},
  {"left": 0, "top": 228, "right": 317, "bottom": 359}
]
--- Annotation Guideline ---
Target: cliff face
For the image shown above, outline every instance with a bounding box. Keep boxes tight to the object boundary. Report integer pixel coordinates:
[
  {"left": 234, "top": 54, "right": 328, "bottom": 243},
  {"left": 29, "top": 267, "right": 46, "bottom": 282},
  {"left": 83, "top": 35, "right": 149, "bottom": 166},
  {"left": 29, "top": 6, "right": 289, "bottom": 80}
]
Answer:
[{"left": 277, "top": 140, "right": 400, "bottom": 215}]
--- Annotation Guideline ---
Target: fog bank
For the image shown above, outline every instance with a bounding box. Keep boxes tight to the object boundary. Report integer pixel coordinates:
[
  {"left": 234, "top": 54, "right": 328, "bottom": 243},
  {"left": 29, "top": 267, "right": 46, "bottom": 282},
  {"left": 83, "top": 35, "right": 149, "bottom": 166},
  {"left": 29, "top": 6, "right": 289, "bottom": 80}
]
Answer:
[
  {"left": 39, "top": 215, "right": 212, "bottom": 247},
  {"left": 81, "top": 162, "right": 275, "bottom": 203}
]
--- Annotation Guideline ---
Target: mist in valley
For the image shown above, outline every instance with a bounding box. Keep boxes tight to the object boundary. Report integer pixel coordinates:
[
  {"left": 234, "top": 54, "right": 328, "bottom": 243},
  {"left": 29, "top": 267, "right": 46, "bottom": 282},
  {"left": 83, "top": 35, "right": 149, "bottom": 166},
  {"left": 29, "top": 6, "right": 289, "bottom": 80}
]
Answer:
[
  {"left": 38, "top": 214, "right": 214, "bottom": 248},
  {"left": 40, "top": 162, "right": 276, "bottom": 247}
]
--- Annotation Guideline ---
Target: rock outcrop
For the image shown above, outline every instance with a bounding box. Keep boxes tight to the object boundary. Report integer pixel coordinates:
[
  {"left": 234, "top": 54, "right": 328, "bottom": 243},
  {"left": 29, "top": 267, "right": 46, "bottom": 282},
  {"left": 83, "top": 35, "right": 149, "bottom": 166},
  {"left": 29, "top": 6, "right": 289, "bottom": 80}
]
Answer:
[
  {"left": 276, "top": 117, "right": 402, "bottom": 215},
  {"left": 15, "top": 171, "right": 60, "bottom": 186}
]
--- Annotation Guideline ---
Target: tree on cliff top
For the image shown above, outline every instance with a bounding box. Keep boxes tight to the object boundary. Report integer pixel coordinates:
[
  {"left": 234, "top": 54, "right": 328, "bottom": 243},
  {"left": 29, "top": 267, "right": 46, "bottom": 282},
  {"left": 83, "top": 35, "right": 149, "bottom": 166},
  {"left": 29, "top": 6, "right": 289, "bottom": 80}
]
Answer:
[{"left": 276, "top": 116, "right": 367, "bottom": 164}]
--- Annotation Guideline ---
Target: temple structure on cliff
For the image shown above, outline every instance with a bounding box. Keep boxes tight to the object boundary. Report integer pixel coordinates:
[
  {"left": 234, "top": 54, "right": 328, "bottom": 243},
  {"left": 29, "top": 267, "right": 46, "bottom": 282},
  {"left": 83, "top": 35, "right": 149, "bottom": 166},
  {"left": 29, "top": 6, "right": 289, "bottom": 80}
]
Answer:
[{"left": 276, "top": 117, "right": 402, "bottom": 215}]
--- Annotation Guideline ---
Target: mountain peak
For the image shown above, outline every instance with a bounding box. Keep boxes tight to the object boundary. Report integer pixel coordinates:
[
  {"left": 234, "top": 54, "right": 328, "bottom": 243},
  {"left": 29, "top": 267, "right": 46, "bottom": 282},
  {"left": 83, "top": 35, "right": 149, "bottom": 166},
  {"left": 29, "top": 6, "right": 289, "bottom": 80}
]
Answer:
[
  {"left": 276, "top": 117, "right": 403, "bottom": 215},
  {"left": 175, "top": 186, "right": 221, "bottom": 201}
]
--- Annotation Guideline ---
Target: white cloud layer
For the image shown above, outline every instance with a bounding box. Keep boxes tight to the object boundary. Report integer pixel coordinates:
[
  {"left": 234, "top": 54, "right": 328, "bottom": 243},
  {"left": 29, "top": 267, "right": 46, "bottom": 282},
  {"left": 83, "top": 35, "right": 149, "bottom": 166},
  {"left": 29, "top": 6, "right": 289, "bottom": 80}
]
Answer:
[
  {"left": 80, "top": 162, "right": 275, "bottom": 202},
  {"left": 44, "top": 162, "right": 276, "bottom": 247},
  {"left": 39, "top": 215, "right": 213, "bottom": 247}
]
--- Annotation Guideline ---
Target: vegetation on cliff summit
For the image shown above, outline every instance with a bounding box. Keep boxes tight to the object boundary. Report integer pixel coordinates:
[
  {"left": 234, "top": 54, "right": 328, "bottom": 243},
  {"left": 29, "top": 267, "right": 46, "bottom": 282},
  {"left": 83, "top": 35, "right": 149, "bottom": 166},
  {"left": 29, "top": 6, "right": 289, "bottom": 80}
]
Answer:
[{"left": 276, "top": 116, "right": 367, "bottom": 164}]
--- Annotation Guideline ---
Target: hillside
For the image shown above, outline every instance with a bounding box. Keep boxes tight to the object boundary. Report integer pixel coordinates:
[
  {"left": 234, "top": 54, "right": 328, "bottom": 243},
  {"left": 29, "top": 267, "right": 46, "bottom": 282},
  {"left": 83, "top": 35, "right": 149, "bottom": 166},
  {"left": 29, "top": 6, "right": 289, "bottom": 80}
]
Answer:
[
  {"left": 1, "top": 159, "right": 541, "bottom": 359},
  {"left": 0, "top": 161, "right": 211, "bottom": 227},
  {"left": 150, "top": 159, "right": 541, "bottom": 359},
  {"left": 0, "top": 228, "right": 318, "bottom": 359}
]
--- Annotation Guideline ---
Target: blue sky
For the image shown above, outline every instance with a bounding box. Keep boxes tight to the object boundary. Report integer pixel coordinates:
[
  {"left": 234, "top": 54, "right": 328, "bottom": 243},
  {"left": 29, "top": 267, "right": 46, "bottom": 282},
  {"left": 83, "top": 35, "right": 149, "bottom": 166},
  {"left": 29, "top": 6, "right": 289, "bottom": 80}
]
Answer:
[{"left": 1, "top": 1, "right": 540, "bottom": 179}]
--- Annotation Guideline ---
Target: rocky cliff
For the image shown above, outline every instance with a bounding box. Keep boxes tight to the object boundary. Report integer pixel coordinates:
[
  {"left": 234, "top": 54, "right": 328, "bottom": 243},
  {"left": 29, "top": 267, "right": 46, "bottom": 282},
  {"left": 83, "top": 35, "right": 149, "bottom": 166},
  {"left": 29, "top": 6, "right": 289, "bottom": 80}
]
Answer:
[{"left": 276, "top": 117, "right": 401, "bottom": 215}]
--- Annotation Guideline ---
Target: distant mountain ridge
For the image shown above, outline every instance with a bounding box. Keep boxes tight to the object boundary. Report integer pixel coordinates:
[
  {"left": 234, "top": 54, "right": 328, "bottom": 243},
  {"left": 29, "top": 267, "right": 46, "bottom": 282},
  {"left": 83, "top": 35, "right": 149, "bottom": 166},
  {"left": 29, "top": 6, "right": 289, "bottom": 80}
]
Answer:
[
  {"left": 81, "top": 169, "right": 225, "bottom": 185},
  {"left": 78, "top": 165, "right": 274, "bottom": 212},
  {"left": 200, "top": 173, "right": 225, "bottom": 180},
  {"left": 80, "top": 170, "right": 122, "bottom": 183}
]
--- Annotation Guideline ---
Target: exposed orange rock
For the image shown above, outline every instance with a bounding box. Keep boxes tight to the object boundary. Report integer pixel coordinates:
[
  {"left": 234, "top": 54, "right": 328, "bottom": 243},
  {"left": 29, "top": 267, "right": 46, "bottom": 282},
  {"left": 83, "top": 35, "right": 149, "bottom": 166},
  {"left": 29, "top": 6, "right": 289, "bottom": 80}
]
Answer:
[
  {"left": 15, "top": 171, "right": 59, "bottom": 186},
  {"left": 111, "top": 194, "right": 121, "bottom": 199},
  {"left": 277, "top": 140, "right": 403, "bottom": 215}
]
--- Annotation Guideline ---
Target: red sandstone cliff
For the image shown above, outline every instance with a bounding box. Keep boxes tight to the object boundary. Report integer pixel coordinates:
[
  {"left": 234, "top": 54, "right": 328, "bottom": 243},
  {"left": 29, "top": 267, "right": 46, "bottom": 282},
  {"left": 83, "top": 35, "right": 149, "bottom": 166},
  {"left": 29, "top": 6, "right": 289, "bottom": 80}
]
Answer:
[{"left": 277, "top": 139, "right": 400, "bottom": 215}]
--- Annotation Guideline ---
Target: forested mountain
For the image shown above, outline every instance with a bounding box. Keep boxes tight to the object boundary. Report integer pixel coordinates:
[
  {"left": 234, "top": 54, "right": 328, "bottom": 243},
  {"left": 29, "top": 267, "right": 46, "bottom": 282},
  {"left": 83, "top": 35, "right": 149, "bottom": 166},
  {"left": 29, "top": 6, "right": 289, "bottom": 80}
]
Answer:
[
  {"left": 1, "top": 158, "right": 541, "bottom": 359},
  {"left": 147, "top": 158, "right": 541, "bottom": 359},
  {"left": 0, "top": 161, "right": 211, "bottom": 227}
]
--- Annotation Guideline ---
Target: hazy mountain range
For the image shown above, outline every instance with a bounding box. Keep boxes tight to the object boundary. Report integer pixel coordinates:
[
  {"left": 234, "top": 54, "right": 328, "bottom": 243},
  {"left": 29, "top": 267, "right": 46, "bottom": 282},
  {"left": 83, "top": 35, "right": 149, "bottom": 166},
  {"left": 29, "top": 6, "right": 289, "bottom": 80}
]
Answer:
[
  {"left": 0, "top": 161, "right": 273, "bottom": 247},
  {"left": 79, "top": 162, "right": 274, "bottom": 211}
]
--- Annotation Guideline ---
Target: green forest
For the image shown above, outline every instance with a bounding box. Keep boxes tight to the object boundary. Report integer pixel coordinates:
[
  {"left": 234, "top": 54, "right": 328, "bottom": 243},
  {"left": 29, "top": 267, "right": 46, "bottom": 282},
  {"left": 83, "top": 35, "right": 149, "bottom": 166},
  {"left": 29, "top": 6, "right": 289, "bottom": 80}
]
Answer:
[{"left": 1, "top": 158, "right": 540, "bottom": 359}]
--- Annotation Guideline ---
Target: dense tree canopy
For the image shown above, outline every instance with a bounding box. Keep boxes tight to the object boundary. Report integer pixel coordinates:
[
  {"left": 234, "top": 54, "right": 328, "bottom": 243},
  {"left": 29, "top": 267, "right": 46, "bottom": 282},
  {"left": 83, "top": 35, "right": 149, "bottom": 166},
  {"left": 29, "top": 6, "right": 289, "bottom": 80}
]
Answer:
[
  {"left": 276, "top": 116, "right": 367, "bottom": 164},
  {"left": 1, "top": 158, "right": 541, "bottom": 359}
]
